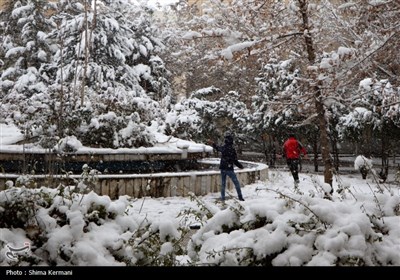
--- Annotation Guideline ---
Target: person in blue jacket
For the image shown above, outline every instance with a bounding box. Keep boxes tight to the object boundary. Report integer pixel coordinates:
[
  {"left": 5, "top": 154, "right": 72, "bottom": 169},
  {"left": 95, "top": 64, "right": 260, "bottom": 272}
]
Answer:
[{"left": 209, "top": 132, "right": 245, "bottom": 202}]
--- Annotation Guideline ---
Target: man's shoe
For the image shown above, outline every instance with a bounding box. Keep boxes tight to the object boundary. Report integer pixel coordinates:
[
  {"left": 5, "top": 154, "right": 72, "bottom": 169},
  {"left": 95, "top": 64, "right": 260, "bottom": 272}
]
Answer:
[{"left": 239, "top": 197, "right": 245, "bottom": 201}]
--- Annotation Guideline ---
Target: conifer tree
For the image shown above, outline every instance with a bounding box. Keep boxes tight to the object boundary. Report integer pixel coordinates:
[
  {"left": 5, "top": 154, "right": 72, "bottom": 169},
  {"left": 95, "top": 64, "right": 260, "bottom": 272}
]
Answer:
[
  {"left": 0, "top": 0, "right": 172, "bottom": 148},
  {"left": 0, "top": 0, "right": 56, "bottom": 143}
]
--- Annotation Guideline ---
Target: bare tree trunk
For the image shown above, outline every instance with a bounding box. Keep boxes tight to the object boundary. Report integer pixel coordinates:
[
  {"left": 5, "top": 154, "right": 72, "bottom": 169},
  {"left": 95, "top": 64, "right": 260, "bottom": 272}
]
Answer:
[
  {"left": 362, "top": 125, "right": 372, "bottom": 158},
  {"left": 89, "top": 0, "right": 96, "bottom": 52},
  {"left": 262, "top": 138, "right": 269, "bottom": 163},
  {"left": 73, "top": 31, "right": 83, "bottom": 107},
  {"left": 331, "top": 133, "right": 339, "bottom": 171},
  {"left": 57, "top": 21, "right": 65, "bottom": 138},
  {"left": 298, "top": 0, "right": 333, "bottom": 186},
  {"left": 315, "top": 90, "right": 333, "bottom": 186},
  {"left": 269, "top": 134, "right": 276, "bottom": 168},
  {"left": 81, "top": 0, "right": 89, "bottom": 107},
  {"left": 313, "top": 133, "right": 318, "bottom": 172},
  {"left": 380, "top": 123, "right": 389, "bottom": 182}
]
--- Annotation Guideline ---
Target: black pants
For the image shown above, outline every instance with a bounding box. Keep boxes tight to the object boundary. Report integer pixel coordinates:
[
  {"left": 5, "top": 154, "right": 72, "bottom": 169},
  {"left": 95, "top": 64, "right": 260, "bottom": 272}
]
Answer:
[{"left": 287, "top": 159, "right": 300, "bottom": 181}]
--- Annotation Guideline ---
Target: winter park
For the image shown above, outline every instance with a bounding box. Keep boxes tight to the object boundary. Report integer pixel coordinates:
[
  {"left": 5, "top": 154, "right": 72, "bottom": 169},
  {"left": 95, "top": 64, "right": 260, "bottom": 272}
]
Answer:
[{"left": 0, "top": 0, "right": 400, "bottom": 270}]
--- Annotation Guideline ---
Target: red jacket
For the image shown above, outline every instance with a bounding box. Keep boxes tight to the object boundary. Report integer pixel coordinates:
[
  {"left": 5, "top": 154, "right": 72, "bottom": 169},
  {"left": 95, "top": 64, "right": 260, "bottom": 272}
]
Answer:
[{"left": 283, "top": 137, "right": 307, "bottom": 159}]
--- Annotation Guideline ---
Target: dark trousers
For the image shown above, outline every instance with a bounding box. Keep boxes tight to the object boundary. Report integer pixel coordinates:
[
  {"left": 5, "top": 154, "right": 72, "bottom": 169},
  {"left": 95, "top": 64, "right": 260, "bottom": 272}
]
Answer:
[{"left": 287, "top": 159, "right": 300, "bottom": 181}]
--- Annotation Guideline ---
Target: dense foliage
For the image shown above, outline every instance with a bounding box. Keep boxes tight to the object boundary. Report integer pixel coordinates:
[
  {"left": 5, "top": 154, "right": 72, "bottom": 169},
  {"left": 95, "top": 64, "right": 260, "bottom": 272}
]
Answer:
[{"left": 0, "top": 0, "right": 172, "bottom": 148}]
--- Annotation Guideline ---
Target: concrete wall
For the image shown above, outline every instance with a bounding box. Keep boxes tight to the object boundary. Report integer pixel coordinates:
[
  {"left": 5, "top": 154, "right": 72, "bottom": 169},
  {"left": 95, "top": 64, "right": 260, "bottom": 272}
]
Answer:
[{"left": 0, "top": 161, "right": 268, "bottom": 199}]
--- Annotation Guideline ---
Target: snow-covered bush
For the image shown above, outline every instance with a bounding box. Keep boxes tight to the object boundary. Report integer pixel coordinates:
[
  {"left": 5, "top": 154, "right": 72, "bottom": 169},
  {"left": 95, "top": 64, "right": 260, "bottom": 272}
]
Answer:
[
  {"left": 79, "top": 111, "right": 157, "bottom": 148},
  {"left": 0, "top": 185, "right": 186, "bottom": 266},
  {"left": 187, "top": 186, "right": 399, "bottom": 266},
  {"left": 165, "top": 88, "right": 248, "bottom": 142},
  {"left": 354, "top": 155, "right": 373, "bottom": 179},
  {"left": 54, "top": 136, "right": 83, "bottom": 153}
]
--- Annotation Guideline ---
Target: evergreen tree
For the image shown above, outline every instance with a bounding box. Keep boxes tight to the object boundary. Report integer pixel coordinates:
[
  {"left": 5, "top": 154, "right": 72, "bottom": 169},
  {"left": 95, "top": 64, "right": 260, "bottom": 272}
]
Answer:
[
  {"left": 338, "top": 78, "right": 400, "bottom": 161},
  {"left": 0, "top": 0, "right": 56, "bottom": 142},
  {"left": 251, "top": 57, "right": 306, "bottom": 164},
  {"left": 0, "top": 0, "right": 172, "bottom": 149},
  {"left": 165, "top": 87, "right": 248, "bottom": 144}
]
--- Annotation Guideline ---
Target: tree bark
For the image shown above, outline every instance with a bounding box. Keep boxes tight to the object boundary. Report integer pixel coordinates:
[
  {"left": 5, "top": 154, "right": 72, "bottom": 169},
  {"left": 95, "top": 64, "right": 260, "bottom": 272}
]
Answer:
[
  {"left": 331, "top": 132, "right": 339, "bottom": 171},
  {"left": 313, "top": 132, "right": 318, "bottom": 172},
  {"left": 298, "top": 0, "right": 333, "bottom": 186},
  {"left": 57, "top": 21, "right": 65, "bottom": 138},
  {"left": 315, "top": 90, "right": 333, "bottom": 186},
  {"left": 81, "top": 0, "right": 89, "bottom": 107}
]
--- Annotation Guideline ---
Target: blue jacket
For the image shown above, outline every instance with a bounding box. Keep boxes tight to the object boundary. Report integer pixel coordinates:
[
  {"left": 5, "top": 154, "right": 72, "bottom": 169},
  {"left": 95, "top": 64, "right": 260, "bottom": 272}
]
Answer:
[{"left": 212, "top": 136, "right": 244, "bottom": 170}]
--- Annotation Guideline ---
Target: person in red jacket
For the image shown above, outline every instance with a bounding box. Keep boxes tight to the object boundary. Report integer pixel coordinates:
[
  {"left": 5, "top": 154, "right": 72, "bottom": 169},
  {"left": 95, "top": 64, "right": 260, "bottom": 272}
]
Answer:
[{"left": 283, "top": 134, "right": 307, "bottom": 185}]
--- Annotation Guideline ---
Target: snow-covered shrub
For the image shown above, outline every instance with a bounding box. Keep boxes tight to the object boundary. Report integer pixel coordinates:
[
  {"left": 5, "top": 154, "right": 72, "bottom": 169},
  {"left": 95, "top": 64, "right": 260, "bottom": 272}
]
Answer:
[
  {"left": 0, "top": 1, "right": 171, "bottom": 150},
  {"left": 79, "top": 111, "right": 157, "bottom": 148},
  {"left": 0, "top": 185, "right": 186, "bottom": 266},
  {"left": 165, "top": 88, "right": 248, "bottom": 142},
  {"left": 177, "top": 192, "right": 219, "bottom": 227},
  {"left": 125, "top": 220, "right": 186, "bottom": 266},
  {"left": 354, "top": 155, "right": 373, "bottom": 179},
  {"left": 54, "top": 136, "right": 83, "bottom": 153},
  {"left": 187, "top": 186, "right": 399, "bottom": 266},
  {"left": 0, "top": 187, "right": 52, "bottom": 229},
  {"left": 77, "top": 164, "right": 101, "bottom": 194}
]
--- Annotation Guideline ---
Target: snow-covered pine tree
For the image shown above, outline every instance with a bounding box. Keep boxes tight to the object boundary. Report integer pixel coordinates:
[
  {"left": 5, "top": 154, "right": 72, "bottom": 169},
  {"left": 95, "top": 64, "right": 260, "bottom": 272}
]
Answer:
[
  {"left": 338, "top": 78, "right": 400, "bottom": 171},
  {"left": 1, "top": 0, "right": 173, "bottom": 149},
  {"left": 252, "top": 58, "right": 304, "bottom": 136},
  {"left": 0, "top": 0, "right": 56, "bottom": 143},
  {"left": 333, "top": 0, "right": 400, "bottom": 167},
  {"left": 165, "top": 87, "right": 248, "bottom": 144},
  {"left": 250, "top": 57, "right": 313, "bottom": 165}
]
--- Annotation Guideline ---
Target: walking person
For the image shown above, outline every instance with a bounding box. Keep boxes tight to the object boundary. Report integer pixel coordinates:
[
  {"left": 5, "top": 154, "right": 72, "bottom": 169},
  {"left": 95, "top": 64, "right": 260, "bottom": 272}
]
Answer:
[
  {"left": 283, "top": 134, "right": 308, "bottom": 185},
  {"left": 209, "top": 133, "right": 245, "bottom": 202}
]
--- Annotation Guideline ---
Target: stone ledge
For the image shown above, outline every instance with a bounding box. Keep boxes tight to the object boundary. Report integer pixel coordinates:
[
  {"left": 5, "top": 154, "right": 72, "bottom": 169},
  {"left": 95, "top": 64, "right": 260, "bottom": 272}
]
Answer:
[{"left": 0, "top": 159, "right": 268, "bottom": 199}]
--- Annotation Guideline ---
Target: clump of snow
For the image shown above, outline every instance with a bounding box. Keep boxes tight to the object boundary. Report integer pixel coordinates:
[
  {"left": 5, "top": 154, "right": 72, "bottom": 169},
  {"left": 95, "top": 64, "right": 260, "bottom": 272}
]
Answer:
[
  {"left": 54, "top": 135, "right": 83, "bottom": 153},
  {"left": 354, "top": 155, "right": 373, "bottom": 170},
  {"left": 337, "top": 46, "right": 354, "bottom": 58},
  {"left": 176, "top": 141, "right": 189, "bottom": 149},
  {"left": 221, "top": 41, "right": 256, "bottom": 60},
  {"left": 0, "top": 123, "right": 24, "bottom": 145},
  {"left": 359, "top": 78, "right": 373, "bottom": 91},
  {"left": 369, "top": 0, "right": 389, "bottom": 6},
  {"left": 181, "top": 31, "right": 202, "bottom": 40},
  {"left": 321, "top": 183, "right": 333, "bottom": 195}
]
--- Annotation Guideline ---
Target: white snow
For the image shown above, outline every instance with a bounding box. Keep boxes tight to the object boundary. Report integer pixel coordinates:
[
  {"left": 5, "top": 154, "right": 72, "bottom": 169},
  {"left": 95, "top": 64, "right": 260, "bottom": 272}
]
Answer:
[
  {"left": 221, "top": 41, "right": 257, "bottom": 60},
  {"left": 360, "top": 78, "right": 373, "bottom": 91},
  {"left": 1, "top": 164, "right": 400, "bottom": 266},
  {"left": 354, "top": 155, "right": 373, "bottom": 170},
  {"left": 1, "top": 121, "right": 400, "bottom": 267},
  {"left": 0, "top": 123, "right": 24, "bottom": 145},
  {"left": 0, "top": 123, "right": 213, "bottom": 154}
]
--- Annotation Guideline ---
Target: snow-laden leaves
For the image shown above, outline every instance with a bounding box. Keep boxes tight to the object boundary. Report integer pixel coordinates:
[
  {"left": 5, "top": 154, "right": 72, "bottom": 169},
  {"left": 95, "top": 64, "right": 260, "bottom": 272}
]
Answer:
[
  {"left": 0, "top": 185, "right": 185, "bottom": 266},
  {"left": 0, "top": 0, "right": 171, "bottom": 148},
  {"left": 187, "top": 183, "right": 400, "bottom": 266}
]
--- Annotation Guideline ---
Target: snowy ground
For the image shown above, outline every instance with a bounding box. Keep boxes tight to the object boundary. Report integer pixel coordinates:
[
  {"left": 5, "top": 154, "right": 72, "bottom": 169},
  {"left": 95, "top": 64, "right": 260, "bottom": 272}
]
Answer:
[{"left": 127, "top": 168, "right": 400, "bottom": 223}]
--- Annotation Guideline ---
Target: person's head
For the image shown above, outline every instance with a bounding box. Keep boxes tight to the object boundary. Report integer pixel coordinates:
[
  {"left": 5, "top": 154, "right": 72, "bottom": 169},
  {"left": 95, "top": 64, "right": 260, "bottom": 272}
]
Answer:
[
  {"left": 224, "top": 131, "right": 234, "bottom": 144},
  {"left": 289, "top": 133, "right": 296, "bottom": 139}
]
